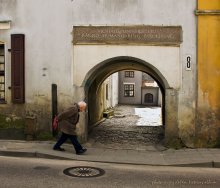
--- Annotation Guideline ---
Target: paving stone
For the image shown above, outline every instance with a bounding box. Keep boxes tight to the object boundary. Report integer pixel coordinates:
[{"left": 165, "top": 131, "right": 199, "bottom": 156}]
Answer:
[{"left": 87, "top": 105, "right": 165, "bottom": 151}]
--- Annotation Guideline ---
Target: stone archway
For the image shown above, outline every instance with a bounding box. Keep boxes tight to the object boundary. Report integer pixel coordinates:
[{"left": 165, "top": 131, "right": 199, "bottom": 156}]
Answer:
[{"left": 82, "top": 56, "right": 179, "bottom": 146}]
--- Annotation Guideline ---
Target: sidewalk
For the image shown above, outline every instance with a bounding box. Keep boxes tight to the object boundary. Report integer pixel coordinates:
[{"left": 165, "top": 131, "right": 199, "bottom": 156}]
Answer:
[{"left": 0, "top": 140, "right": 220, "bottom": 168}]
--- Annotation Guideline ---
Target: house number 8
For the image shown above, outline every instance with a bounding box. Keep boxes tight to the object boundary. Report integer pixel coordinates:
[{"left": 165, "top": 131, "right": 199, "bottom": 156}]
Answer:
[{"left": 186, "top": 55, "right": 192, "bottom": 71}]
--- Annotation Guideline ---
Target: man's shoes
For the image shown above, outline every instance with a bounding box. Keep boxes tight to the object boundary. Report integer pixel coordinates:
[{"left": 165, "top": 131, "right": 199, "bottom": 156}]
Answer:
[
  {"left": 53, "top": 147, "right": 65, "bottom": 151},
  {"left": 76, "top": 148, "right": 87, "bottom": 155}
]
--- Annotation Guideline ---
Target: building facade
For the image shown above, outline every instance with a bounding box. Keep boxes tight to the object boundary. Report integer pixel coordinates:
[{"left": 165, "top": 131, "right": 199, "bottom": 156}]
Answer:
[
  {"left": 118, "top": 70, "right": 142, "bottom": 105},
  {"left": 118, "top": 70, "right": 161, "bottom": 106},
  {"left": 196, "top": 0, "right": 220, "bottom": 147},
  {"left": 141, "top": 72, "right": 161, "bottom": 106},
  {"left": 0, "top": 0, "right": 219, "bottom": 148}
]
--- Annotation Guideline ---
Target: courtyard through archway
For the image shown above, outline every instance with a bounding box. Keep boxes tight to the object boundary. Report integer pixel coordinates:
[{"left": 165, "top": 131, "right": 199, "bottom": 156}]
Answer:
[{"left": 83, "top": 57, "right": 169, "bottom": 149}]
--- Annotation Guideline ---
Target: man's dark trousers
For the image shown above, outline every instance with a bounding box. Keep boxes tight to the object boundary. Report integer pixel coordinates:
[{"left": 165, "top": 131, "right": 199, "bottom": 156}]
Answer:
[{"left": 54, "top": 132, "right": 83, "bottom": 152}]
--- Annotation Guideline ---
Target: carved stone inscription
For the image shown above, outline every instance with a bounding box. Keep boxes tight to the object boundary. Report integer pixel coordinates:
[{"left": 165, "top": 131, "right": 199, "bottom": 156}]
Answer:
[{"left": 73, "top": 26, "right": 182, "bottom": 45}]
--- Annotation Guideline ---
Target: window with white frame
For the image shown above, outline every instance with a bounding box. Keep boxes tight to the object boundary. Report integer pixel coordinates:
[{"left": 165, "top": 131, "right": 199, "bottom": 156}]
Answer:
[{"left": 124, "top": 84, "right": 134, "bottom": 97}]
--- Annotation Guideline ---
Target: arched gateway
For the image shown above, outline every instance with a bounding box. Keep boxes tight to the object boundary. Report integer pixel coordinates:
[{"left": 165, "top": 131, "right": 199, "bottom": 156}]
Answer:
[
  {"left": 72, "top": 26, "right": 182, "bottom": 146},
  {"left": 75, "top": 54, "right": 180, "bottom": 146}
]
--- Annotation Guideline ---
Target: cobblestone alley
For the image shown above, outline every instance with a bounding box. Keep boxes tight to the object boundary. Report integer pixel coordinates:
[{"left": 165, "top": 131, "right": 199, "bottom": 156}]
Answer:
[{"left": 86, "top": 105, "right": 166, "bottom": 151}]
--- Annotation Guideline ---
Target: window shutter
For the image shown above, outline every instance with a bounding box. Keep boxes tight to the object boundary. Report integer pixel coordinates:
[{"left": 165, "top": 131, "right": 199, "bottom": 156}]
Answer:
[{"left": 11, "top": 34, "right": 25, "bottom": 103}]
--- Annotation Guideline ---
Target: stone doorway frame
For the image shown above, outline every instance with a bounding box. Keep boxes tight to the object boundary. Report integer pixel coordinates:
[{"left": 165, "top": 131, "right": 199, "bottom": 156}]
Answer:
[{"left": 82, "top": 56, "right": 179, "bottom": 146}]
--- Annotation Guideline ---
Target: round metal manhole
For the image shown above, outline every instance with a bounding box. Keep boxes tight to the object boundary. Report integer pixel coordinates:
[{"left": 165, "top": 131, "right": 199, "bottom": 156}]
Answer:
[{"left": 63, "top": 166, "right": 105, "bottom": 178}]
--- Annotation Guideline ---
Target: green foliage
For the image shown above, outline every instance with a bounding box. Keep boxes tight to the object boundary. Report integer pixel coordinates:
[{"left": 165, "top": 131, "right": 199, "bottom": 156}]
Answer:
[
  {"left": 36, "top": 131, "right": 55, "bottom": 141},
  {"left": 0, "top": 114, "right": 25, "bottom": 129},
  {"left": 213, "top": 138, "right": 220, "bottom": 148}
]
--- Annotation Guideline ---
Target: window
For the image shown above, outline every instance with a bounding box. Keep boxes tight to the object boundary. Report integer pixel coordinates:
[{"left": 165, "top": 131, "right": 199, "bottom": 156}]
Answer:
[
  {"left": 0, "top": 44, "right": 5, "bottom": 103},
  {"left": 125, "top": 71, "right": 134, "bottom": 78},
  {"left": 106, "top": 84, "right": 109, "bottom": 100},
  {"left": 124, "top": 84, "right": 134, "bottom": 97},
  {"left": 145, "top": 93, "right": 153, "bottom": 103}
]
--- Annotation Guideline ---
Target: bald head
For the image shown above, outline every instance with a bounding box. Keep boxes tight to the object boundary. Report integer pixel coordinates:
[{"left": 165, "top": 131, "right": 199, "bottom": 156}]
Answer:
[{"left": 78, "top": 101, "right": 87, "bottom": 112}]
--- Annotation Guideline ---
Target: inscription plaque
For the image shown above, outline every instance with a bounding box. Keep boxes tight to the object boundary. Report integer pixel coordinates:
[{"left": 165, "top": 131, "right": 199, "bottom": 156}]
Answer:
[{"left": 73, "top": 26, "right": 182, "bottom": 45}]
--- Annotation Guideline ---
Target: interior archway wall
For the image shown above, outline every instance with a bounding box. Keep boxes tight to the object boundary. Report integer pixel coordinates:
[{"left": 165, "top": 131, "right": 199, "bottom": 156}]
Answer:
[
  {"left": 84, "top": 56, "right": 168, "bottom": 127},
  {"left": 82, "top": 56, "right": 179, "bottom": 146}
]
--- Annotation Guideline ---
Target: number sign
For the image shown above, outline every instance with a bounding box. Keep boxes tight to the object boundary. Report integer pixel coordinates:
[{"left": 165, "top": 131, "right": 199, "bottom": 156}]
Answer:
[{"left": 186, "top": 55, "right": 192, "bottom": 71}]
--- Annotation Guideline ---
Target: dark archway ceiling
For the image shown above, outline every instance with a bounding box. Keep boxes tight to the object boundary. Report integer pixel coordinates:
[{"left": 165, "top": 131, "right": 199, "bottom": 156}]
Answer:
[{"left": 83, "top": 56, "right": 170, "bottom": 95}]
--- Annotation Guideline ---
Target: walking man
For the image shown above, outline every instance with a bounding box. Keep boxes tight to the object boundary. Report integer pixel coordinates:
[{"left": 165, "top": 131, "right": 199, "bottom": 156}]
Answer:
[{"left": 53, "top": 101, "right": 87, "bottom": 155}]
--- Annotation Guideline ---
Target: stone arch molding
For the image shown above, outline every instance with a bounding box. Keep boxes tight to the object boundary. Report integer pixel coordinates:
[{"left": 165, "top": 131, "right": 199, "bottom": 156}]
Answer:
[{"left": 83, "top": 56, "right": 170, "bottom": 92}]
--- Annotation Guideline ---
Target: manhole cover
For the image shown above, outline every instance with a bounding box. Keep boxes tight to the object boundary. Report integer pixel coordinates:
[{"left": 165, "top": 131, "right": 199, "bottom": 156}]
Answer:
[{"left": 63, "top": 166, "right": 105, "bottom": 178}]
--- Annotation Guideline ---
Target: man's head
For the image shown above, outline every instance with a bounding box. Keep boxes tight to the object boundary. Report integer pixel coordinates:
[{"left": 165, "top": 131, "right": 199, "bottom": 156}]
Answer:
[{"left": 78, "top": 101, "right": 87, "bottom": 112}]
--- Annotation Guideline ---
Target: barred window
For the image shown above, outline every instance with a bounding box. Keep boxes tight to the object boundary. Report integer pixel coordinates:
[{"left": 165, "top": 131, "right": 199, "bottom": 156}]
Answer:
[
  {"left": 124, "top": 84, "right": 134, "bottom": 97},
  {"left": 125, "top": 71, "right": 134, "bottom": 78}
]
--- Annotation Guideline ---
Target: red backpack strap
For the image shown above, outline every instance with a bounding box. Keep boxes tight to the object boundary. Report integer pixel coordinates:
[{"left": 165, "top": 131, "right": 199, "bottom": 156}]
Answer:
[{"left": 52, "top": 115, "right": 58, "bottom": 130}]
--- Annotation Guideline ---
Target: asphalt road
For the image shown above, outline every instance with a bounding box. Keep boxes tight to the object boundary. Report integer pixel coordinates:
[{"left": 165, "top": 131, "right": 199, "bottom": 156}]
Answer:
[{"left": 0, "top": 156, "right": 220, "bottom": 188}]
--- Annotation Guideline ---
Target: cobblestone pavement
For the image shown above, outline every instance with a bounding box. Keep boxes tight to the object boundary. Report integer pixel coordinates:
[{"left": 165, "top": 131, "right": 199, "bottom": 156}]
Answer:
[{"left": 87, "top": 105, "right": 166, "bottom": 151}]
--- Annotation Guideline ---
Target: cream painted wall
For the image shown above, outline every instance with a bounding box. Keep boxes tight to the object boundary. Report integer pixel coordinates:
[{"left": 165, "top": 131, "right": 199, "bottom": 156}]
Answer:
[
  {"left": 0, "top": 0, "right": 196, "bottom": 107},
  {"left": 0, "top": 0, "right": 197, "bottom": 145},
  {"left": 111, "top": 72, "right": 119, "bottom": 107},
  {"left": 73, "top": 45, "right": 180, "bottom": 89}
]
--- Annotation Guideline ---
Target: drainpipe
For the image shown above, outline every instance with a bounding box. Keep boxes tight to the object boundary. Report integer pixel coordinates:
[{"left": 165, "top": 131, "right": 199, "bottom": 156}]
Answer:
[{"left": 52, "top": 84, "right": 58, "bottom": 137}]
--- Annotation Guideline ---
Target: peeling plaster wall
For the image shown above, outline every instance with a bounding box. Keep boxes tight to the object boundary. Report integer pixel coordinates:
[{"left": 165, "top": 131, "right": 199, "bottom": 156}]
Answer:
[
  {"left": 0, "top": 0, "right": 197, "bottom": 145},
  {"left": 0, "top": 0, "right": 74, "bottom": 132},
  {"left": 196, "top": 0, "right": 220, "bottom": 147}
]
